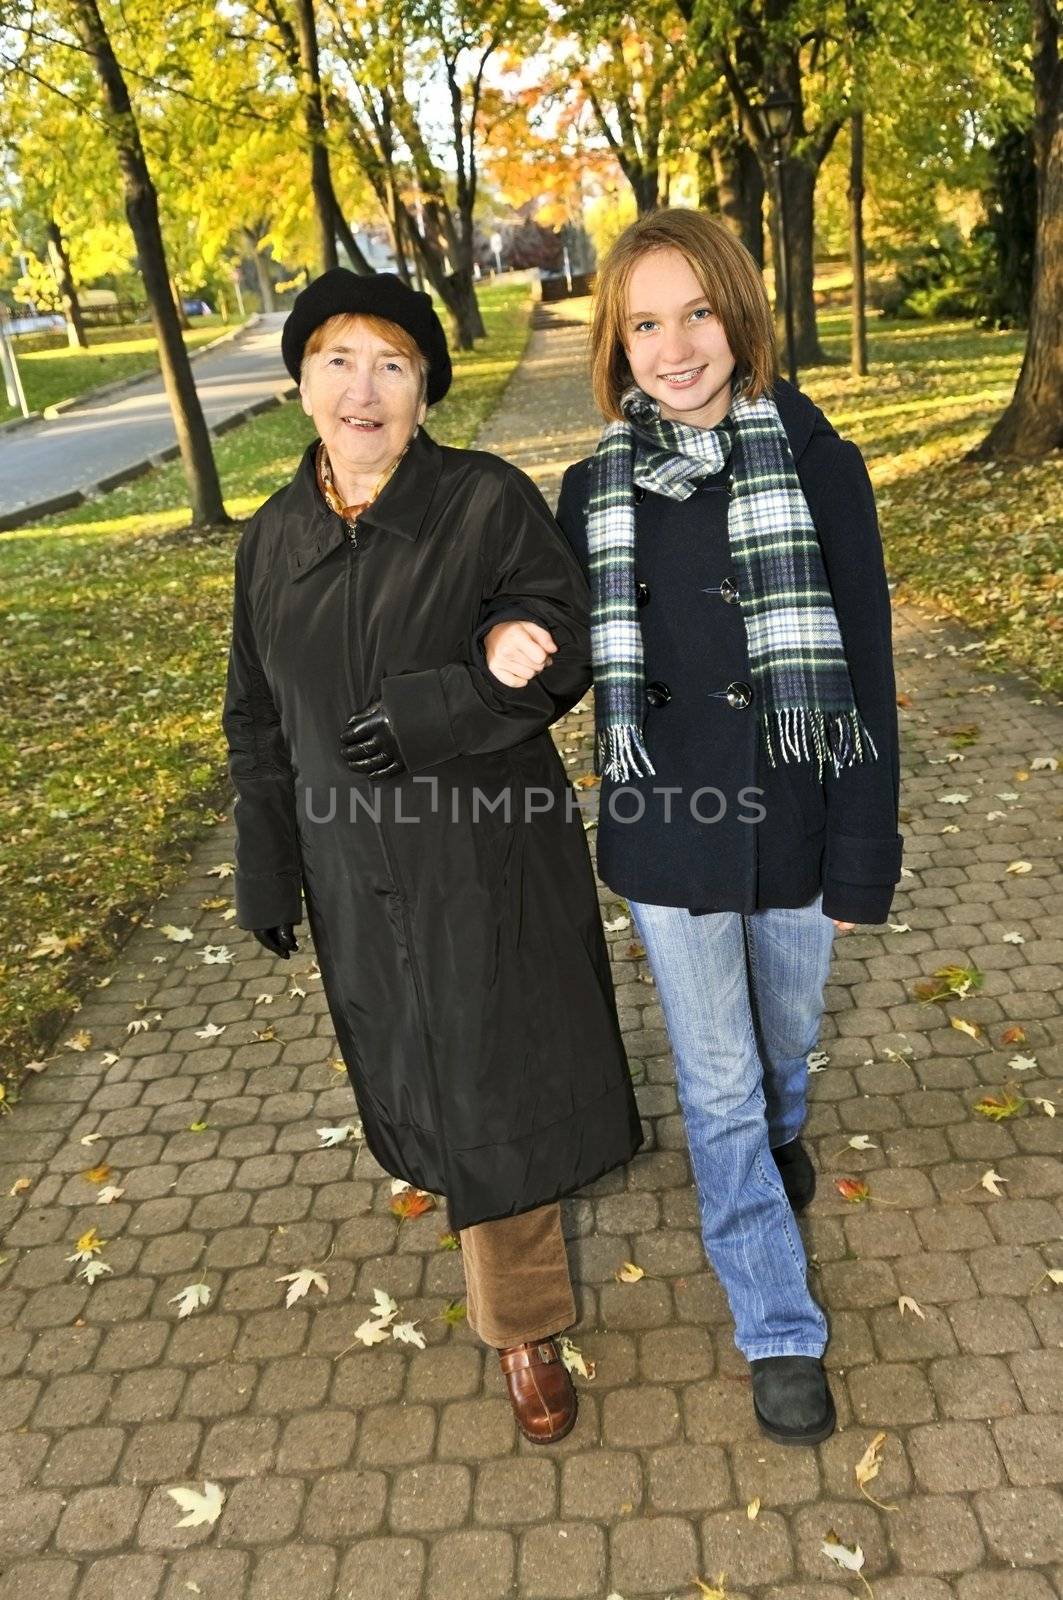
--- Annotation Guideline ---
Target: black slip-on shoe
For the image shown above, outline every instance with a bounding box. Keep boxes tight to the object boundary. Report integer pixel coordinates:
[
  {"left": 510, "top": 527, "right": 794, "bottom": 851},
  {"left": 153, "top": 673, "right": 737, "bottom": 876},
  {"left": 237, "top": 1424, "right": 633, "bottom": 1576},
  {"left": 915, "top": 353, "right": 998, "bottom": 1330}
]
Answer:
[
  {"left": 771, "top": 1136, "right": 816, "bottom": 1213},
  {"left": 750, "top": 1355, "right": 836, "bottom": 1445}
]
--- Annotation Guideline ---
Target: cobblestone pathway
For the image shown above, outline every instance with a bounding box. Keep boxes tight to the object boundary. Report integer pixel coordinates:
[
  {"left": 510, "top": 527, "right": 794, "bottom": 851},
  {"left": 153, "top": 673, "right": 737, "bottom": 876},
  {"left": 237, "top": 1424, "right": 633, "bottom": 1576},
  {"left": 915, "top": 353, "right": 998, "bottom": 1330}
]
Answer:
[{"left": 1, "top": 304, "right": 1061, "bottom": 1600}]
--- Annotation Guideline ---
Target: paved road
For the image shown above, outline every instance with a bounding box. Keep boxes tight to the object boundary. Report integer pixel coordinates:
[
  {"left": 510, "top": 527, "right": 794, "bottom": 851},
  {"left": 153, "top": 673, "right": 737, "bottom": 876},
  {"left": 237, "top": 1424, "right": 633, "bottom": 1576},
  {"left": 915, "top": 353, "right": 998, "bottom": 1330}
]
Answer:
[
  {"left": 0, "top": 306, "right": 1060, "bottom": 1599},
  {"left": 0, "top": 315, "right": 289, "bottom": 525}
]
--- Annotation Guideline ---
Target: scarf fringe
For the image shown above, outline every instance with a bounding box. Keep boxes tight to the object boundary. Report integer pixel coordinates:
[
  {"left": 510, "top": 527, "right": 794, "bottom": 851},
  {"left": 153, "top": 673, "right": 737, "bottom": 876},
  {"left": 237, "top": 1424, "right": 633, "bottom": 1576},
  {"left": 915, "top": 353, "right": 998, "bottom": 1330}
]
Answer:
[
  {"left": 762, "top": 707, "right": 879, "bottom": 782},
  {"left": 596, "top": 724, "right": 657, "bottom": 783}
]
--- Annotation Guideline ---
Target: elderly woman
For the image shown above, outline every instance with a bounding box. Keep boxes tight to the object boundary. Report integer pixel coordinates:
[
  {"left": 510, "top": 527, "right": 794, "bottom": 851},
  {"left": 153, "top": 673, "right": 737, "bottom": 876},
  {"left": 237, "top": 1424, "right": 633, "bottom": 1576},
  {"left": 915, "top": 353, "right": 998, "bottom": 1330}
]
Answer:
[{"left": 221, "top": 269, "right": 642, "bottom": 1444}]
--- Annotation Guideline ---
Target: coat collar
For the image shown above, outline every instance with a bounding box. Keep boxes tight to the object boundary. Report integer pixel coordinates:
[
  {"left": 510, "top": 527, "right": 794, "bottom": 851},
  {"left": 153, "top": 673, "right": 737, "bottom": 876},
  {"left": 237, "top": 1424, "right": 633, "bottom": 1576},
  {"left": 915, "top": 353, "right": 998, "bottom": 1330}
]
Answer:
[
  {"left": 284, "top": 426, "right": 445, "bottom": 581},
  {"left": 770, "top": 376, "right": 836, "bottom": 462}
]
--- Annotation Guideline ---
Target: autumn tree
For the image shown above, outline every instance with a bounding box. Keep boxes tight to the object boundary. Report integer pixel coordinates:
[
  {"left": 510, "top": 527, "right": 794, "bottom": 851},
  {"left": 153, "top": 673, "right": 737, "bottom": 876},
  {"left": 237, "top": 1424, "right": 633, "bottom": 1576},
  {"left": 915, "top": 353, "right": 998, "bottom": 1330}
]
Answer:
[{"left": 972, "top": 0, "right": 1062, "bottom": 457}]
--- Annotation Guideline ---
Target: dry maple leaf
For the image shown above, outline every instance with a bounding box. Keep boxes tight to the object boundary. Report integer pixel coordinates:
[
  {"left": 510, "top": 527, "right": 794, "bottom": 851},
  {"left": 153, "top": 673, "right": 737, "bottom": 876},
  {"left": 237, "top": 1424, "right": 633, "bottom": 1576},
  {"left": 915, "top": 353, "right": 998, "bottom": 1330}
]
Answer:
[
  {"left": 169, "top": 1282, "right": 211, "bottom": 1318},
  {"left": 898, "top": 1295, "right": 925, "bottom": 1320},
  {"left": 746, "top": 1497, "right": 760, "bottom": 1520},
  {"left": 835, "top": 1177, "right": 871, "bottom": 1204},
  {"left": 276, "top": 1269, "right": 329, "bottom": 1308},
  {"left": 558, "top": 1335, "right": 595, "bottom": 1380},
  {"left": 63, "top": 1030, "right": 92, "bottom": 1052},
  {"left": 390, "top": 1188, "right": 436, "bottom": 1220},
  {"left": 854, "top": 1431, "right": 899, "bottom": 1511},
  {"left": 973, "top": 1087, "right": 1026, "bottom": 1121},
  {"left": 951, "top": 1017, "right": 982, "bottom": 1041},
  {"left": 981, "top": 1169, "right": 1008, "bottom": 1196},
  {"left": 1000, "top": 1026, "right": 1027, "bottom": 1044},
  {"left": 84, "top": 1164, "right": 112, "bottom": 1185},
  {"left": 167, "top": 1482, "right": 225, "bottom": 1528},
  {"left": 616, "top": 1262, "right": 645, "bottom": 1283}
]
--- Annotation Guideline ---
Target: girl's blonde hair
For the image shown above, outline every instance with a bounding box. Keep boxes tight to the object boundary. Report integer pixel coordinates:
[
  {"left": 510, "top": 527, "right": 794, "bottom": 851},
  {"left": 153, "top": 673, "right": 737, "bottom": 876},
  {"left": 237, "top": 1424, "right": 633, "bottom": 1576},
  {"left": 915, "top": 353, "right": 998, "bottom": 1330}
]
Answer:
[{"left": 589, "top": 208, "right": 778, "bottom": 420}]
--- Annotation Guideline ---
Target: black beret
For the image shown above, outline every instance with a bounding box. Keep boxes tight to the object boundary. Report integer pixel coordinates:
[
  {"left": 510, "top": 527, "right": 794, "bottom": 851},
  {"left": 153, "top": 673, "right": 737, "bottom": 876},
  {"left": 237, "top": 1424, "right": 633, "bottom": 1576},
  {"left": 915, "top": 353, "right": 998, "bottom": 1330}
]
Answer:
[{"left": 281, "top": 267, "right": 452, "bottom": 405}]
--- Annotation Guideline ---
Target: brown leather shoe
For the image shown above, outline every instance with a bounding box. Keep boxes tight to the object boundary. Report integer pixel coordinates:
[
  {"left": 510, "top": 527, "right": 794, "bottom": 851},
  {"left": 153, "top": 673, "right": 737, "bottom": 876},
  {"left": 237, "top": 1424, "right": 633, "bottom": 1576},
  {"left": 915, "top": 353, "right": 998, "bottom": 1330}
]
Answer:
[{"left": 498, "top": 1338, "right": 578, "bottom": 1444}]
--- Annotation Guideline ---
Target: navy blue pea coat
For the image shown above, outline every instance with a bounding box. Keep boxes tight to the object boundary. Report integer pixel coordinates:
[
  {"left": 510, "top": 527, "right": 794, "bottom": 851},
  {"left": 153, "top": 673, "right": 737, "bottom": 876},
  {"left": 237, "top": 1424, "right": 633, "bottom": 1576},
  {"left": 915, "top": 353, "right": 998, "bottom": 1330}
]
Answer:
[{"left": 549, "top": 378, "right": 903, "bottom": 925}]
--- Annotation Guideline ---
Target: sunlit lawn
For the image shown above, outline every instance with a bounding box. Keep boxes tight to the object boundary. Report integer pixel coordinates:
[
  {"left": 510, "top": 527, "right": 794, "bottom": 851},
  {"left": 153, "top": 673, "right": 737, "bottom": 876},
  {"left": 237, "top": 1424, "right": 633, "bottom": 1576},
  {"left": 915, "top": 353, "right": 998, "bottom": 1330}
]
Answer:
[
  {"left": 0, "top": 316, "right": 247, "bottom": 422},
  {"left": 801, "top": 311, "right": 1062, "bottom": 696},
  {"left": 0, "top": 280, "right": 534, "bottom": 1082}
]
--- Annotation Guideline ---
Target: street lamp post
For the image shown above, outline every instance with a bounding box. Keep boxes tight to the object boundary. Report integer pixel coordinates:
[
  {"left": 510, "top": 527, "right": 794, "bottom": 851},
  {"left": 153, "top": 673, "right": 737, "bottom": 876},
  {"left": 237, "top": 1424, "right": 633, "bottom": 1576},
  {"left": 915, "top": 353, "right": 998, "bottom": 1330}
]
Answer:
[{"left": 759, "top": 87, "right": 799, "bottom": 389}]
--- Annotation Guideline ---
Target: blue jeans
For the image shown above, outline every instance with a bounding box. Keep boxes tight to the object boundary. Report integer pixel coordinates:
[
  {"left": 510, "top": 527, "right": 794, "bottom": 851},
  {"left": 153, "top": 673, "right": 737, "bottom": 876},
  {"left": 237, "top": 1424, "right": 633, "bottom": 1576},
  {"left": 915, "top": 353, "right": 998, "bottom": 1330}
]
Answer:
[{"left": 629, "top": 892, "right": 835, "bottom": 1360}]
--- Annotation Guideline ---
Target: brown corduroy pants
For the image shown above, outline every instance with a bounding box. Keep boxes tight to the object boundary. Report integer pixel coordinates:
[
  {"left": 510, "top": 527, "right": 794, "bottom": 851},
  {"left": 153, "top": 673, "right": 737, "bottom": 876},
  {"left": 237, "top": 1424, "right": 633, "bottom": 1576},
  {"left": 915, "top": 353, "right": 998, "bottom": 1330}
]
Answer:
[{"left": 459, "top": 1202, "right": 577, "bottom": 1349}]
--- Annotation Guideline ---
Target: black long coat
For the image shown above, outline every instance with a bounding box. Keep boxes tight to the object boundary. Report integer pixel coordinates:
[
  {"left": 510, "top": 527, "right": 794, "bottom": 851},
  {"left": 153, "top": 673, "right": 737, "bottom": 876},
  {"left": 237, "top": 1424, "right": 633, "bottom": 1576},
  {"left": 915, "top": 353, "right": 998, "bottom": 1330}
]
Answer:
[
  {"left": 483, "top": 379, "right": 903, "bottom": 925},
  {"left": 221, "top": 427, "right": 643, "bottom": 1230}
]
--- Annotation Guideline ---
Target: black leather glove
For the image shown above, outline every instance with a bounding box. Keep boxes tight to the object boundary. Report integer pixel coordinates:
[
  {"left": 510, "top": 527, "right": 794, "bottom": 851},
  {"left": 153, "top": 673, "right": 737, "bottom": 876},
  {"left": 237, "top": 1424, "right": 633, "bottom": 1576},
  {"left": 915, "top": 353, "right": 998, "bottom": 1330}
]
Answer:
[
  {"left": 340, "top": 699, "right": 407, "bottom": 780},
  {"left": 253, "top": 923, "right": 298, "bottom": 959}
]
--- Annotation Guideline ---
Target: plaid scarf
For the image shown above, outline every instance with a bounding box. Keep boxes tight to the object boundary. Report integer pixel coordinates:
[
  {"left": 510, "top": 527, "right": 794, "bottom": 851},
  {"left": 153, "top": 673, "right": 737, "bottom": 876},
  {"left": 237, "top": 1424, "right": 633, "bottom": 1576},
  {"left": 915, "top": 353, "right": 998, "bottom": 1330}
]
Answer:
[{"left": 587, "top": 380, "right": 879, "bottom": 783}]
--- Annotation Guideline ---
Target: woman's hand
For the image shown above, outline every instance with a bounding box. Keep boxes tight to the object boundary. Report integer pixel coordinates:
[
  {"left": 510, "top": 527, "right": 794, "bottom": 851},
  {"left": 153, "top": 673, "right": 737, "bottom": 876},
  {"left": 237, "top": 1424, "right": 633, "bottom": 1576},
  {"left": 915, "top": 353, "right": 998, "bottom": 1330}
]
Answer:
[
  {"left": 340, "top": 701, "right": 407, "bottom": 779},
  {"left": 485, "top": 620, "right": 558, "bottom": 687},
  {"left": 832, "top": 920, "right": 856, "bottom": 934},
  {"left": 253, "top": 923, "right": 298, "bottom": 959}
]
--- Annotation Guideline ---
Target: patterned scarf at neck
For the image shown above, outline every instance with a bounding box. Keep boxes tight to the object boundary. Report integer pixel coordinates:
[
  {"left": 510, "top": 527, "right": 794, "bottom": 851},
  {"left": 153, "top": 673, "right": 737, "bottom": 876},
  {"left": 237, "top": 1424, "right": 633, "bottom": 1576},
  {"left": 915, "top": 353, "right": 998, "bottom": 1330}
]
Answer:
[
  {"left": 315, "top": 436, "right": 410, "bottom": 527},
  {"left": 585, "top": 379, "right": 879, "bottom": 784}
]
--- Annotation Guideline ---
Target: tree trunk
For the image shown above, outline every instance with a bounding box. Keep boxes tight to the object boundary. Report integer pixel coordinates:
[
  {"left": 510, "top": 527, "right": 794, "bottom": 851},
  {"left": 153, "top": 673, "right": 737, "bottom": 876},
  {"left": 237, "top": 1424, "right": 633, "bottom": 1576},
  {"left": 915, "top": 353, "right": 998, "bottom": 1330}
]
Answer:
[
  {"left": 331, "top": 200, "right": 373, "bottom": 274},
  {"left": 46, "top": 220, "right": 89, "bottom": 349},
  {"left": 293, "top": 0, "right": 338, "bottom": 273},
  {"left": 769, "top": 154, "right": 831, "bottom": 367},
  {"left": 970, "top": 0, "right": 1062, "bottom": 458},
  {"left": 243, "top": 230, "right": 276, "bottom": 311},
  {"left": 630, "top": 165, "right": 660, "bottom": 215},
  {"left": 170, "top": 277, "right": 191, "bottom": 330},
  {"left": 709, "top": 135, "right": 765, "bottom": 266},
  {"left": 404, "top": 206, "right": 480, "bottom": 348},
  {"left": 849, "top": 112, "right": 868, "bottom": 377},
  {"left": 72, "top": 0, "right": 227, "bottom": 526}
]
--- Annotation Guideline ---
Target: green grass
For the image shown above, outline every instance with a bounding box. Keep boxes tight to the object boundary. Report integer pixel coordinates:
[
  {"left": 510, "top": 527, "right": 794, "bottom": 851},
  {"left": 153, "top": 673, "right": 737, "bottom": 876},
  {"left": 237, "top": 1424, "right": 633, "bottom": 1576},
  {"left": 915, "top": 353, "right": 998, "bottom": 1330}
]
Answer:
[
  {"left": 0, "top": 317, "right": 246, "bottom": 422},
  {"left": 798, "top": 311, "right": 1062, "bottom": 696},
  {"left": 0, "top": 280, "right": 534, "bottom": 1087}
]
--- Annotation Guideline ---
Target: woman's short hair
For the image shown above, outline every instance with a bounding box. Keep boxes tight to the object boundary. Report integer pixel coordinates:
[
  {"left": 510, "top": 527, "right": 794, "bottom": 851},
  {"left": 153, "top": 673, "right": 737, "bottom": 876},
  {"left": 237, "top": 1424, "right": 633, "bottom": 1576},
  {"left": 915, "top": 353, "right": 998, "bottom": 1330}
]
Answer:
[
  {"left": 301, "top": 312, "right": 430, "bottom": 398},
  {"left": 589, "top": 208, "right": 778, "bottom": 420}
]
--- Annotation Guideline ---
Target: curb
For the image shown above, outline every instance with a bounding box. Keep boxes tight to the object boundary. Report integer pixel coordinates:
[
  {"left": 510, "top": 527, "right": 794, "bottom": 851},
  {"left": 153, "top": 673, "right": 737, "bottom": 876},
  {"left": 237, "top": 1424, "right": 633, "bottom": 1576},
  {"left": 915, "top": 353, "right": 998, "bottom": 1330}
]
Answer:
[
  {"left": 0, "top": 381, "right": 298, "bottom": 533},
  {"left": 40, "top": 314, "right": 263, "bottom": 420},
  {"left": 0, "top": 410, "right": 43, "bottom": 436}
]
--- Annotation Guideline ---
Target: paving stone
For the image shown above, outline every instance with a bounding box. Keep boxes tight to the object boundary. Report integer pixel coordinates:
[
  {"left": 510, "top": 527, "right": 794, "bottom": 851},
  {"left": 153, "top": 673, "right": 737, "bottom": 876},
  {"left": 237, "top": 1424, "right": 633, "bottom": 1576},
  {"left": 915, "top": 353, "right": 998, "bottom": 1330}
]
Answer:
[
  {"left": 948, "top": 1296, "right": 1038, "bottom": 1354},
  {"left": 907, "top": 1419, "right": 1004, "bottom": 1491},
  {"left": 0, "top": 1561, "right": 78, "bottom": 1600},
  {"left": 302, "top": 1468, "right": 388, "bottom": 1540},
  {"left": 847, "top": 1361, "right": 937, "bottom": 1425},
  {"left": 247, "top": 1543, "right": 337, "bottom": 1600},
  {"left": 889, "top": 1493, "right": 987, "bottom": 1573},
  {"left": 611, "top": 1514, "right": 700, "bottom": 1593},
  {"left": 991, "top": 1413, "right": 1063, "bottom": 1486},
  {"left": 199, "top": 1415, "right": 279, "bottom": 1478},
  {"left": 645, "top": 1444, "right": 733, "bottom": 1514},
  {"left": 76, "top": 1553, "right": 165, "bottom": 1600},
  {"left": 700, "top": 1506, "right": 795, "bottom": 1585},
  {"left": 602, "top": 1383, "right": 681, "bottom": 1448},
  {"left": 336, "top": 1536, "right": 425, "bottom": 1600},
  {"left": 955, "top": 1573, "right": 1058, "bottom": 1599},
  {"left": 426, "top": 1529, "right": 515, "bottom": 1600},
  {"left": 475, "top": 1458, "right": 558, "bottom": 1526},
  {"left": 560, "top": 1450, "right": 642, "bottom": 1520},
  {"left": 39, "top": 1426, "right": 125, "bottom": 1487},
  {"left": 216, "top": 1476, "right": 304, "bottom": 1544},
  {"left": 637, "top": 1324, "right": 714, "bottom": 1381},
  {"left": 54, "top": 1486, "right": 144, "bottom": 1554},
  {"left": 388, "top": 1463, "right": 473, "bottom": 1533},
  {"left": 790, "top": 1500, "right": 888, "bottom": 1578},
  {"left": 356, "top": 1402, "right": 437, "bottom": 1466},
  {"left": 519, "top": 1522, "right": 605, "bottom": 1598}
]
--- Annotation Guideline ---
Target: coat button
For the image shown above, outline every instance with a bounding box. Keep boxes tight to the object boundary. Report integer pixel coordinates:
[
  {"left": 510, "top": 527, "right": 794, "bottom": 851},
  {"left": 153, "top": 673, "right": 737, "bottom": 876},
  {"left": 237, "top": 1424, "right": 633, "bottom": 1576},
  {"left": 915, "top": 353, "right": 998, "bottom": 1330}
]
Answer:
[
  {"left": 633, "top": 486, "right": 646, "bottom": 503},
  {"left": 636, "top": 581, "right": 650, "bottom": 608},
  {"left": 725, "top": 680, "right": 753, "bottom": 709},
  {"left": 645, "top": 681, "right": 671, "bottom": 708},
  {"left": 720, "top": 577, "right": 738, "bottom": 603}
]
